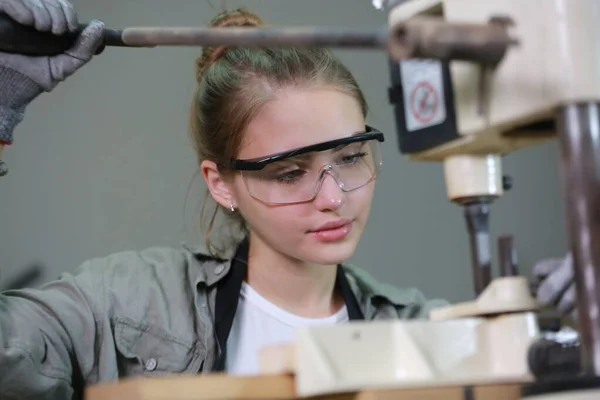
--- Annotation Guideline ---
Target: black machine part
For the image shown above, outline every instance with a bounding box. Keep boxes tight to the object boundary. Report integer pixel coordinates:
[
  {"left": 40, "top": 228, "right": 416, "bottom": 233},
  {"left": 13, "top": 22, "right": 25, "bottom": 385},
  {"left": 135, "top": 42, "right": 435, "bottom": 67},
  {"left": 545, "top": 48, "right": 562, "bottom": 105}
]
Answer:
[
  {"left": 463, "top": 198, "right": 493, "bottom": 296},
  {"left": 528, "top": 330, "right": 581, "bottom": 383},
  {"left": 0, "top": 13, "right": 124, "bottom": 55},
  {"left": 522, "top": 328, "right": 600, "bottom": 398},
  {"left": 387, "top": 57, "right": 460, "bottom": 155}
]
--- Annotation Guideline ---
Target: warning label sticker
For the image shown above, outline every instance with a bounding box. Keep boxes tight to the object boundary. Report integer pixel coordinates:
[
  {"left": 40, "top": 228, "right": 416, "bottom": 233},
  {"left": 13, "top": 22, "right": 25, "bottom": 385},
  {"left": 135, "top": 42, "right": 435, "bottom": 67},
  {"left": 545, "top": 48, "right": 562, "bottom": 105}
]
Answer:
[{"left": 400, "top": 59, "right": 446, "bottom": 132}]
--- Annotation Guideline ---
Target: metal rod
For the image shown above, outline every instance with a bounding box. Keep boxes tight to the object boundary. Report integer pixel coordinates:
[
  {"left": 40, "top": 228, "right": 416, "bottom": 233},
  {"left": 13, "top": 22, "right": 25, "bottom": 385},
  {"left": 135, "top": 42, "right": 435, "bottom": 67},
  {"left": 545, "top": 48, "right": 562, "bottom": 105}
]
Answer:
[
  {"left": 118, "top": 26, "right": 389, "bottom": 49},
  {"left": 464, "top": 200, "right": 493, "bottom": 296},
  {"left": 389, "top": 15, "right": 518, "bottom": 65},
  {"left": 498, "top": 235, "right": 519, "bottom": 276},
  {"left": 113, "top": 17, "right": 518, "bottom": 65},
  {"left": 557, "top": 102, "right": 600, "bottom": 376}
]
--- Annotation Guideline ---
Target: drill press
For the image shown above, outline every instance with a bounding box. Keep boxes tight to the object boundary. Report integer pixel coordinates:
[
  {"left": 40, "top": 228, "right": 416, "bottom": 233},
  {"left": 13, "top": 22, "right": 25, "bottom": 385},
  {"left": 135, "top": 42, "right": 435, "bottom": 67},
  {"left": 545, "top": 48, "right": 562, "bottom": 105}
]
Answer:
[{"left": 383, "top": 0, "right": 600, "bottom": 397}]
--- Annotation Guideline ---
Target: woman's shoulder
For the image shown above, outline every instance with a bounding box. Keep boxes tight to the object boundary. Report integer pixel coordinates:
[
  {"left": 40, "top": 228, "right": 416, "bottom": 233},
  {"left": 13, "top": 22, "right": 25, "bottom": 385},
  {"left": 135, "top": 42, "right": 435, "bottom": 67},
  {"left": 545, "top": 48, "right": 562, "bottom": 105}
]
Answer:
[
  {"left": 60, "top": 245, "right": 226, "bottom": 359},
  {"left": 340, "top": 262, "right": 450, "bottom": 319},
  {"left": 67, "top": 245, "right": 228, "bottom": 325},
  {"left": 71, "top": 243, "right": 228, "bottom": 287}
]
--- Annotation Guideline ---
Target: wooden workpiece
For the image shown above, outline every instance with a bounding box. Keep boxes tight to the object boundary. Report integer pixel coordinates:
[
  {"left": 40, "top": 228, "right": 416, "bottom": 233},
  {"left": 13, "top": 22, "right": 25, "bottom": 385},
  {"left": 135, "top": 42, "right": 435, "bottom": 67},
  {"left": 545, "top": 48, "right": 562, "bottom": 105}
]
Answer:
[
  {"left": 85, "top": 373, "right": 523, "bottom": 400},
  {"left": 428, "top": 276, "right": 539, "bottom": 320}
]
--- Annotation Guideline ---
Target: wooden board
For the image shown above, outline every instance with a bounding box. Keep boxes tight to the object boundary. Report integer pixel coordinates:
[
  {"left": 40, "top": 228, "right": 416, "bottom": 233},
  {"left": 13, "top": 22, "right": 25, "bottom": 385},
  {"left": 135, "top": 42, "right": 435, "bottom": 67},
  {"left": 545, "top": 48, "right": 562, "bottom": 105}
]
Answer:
[{"left": 85, "top": 374, "right": 523, "bottom": 400}]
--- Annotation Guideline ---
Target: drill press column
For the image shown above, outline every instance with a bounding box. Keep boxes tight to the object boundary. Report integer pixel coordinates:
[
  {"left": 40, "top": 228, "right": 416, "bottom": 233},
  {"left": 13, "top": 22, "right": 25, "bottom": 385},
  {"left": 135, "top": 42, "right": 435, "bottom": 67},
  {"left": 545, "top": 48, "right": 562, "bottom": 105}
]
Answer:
[{"left": 557, "top": 103, "right": 600, "bottom": 376}]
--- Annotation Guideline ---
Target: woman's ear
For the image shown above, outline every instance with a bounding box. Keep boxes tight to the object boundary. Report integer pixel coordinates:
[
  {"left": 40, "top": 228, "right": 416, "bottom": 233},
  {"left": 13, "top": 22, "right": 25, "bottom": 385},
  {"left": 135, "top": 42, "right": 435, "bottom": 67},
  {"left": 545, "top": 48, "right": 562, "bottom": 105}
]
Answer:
[{"left": 201, "top": 160, "right": 234, "bottom": 209}]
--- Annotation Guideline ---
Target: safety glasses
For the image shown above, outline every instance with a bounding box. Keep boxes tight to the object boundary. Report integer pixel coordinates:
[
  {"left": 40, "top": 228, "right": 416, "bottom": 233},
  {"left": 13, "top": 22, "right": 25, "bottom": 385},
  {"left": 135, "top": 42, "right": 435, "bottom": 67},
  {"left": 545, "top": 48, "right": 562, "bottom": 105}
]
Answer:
[{"left": 228, "top": 126, "right": 385, "bottom": 205}]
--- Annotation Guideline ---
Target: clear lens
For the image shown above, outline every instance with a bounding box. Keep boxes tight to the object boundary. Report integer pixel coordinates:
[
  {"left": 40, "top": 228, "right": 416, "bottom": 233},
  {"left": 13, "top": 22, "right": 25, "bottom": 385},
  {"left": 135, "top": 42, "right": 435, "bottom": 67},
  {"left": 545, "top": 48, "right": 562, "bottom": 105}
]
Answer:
[{"left": 241, "top": 139, "right": 382, "bottom": 204}]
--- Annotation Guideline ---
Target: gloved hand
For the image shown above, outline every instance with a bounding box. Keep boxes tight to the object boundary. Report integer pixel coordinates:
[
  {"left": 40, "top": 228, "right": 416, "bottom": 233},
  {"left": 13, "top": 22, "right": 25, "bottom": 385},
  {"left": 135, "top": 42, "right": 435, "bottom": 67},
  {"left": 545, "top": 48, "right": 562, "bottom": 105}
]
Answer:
[
  {"left": 533, "top": 252, "right": 577, "bottom": 319},
  {"left": 0, "top": 0, "right": 105, "bottom": 146}
]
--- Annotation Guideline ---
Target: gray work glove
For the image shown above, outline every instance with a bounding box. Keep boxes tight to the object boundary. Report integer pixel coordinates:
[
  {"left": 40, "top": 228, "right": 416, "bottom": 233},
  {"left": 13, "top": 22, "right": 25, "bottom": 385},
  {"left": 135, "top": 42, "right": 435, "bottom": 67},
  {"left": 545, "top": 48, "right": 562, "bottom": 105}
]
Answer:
[
  {"left": 533, "top": 252, "right": 577, "bottom": 319},
  {"left": 0, "top": 0, "right": 105, "bottom": 145}
]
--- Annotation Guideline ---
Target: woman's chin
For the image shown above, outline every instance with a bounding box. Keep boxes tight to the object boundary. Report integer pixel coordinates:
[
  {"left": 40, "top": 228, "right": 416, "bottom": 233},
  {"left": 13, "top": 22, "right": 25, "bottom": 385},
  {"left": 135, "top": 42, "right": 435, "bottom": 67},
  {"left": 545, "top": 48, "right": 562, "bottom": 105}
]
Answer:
[{"left": 298, "top": 239, "right": 358, "bottom": 266}]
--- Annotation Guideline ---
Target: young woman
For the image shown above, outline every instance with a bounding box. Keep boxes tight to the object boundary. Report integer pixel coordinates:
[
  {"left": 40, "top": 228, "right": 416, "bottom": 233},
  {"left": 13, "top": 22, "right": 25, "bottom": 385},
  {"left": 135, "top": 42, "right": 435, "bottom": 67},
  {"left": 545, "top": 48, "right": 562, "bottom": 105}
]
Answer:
[{"left": 0, "top": 1, "right": 576, "bottom": 398}]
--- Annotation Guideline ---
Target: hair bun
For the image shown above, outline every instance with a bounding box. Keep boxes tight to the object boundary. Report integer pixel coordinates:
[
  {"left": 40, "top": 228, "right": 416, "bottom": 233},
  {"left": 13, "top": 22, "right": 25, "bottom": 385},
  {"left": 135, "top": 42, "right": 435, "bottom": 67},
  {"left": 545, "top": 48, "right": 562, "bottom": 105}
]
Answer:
[
  {"left": 195, "top": 8, "right": 265, "bottom": 81},
  {"left": 210, "top": 7, "right": 264, "bottom": 29}
]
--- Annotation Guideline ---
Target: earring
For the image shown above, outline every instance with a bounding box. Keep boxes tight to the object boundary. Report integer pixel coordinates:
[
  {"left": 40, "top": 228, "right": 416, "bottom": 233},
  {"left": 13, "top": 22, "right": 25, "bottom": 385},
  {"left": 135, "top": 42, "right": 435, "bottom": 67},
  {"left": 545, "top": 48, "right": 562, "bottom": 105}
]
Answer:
[{"left": 229, "top": 199, "right": 235, "bottom": 212}]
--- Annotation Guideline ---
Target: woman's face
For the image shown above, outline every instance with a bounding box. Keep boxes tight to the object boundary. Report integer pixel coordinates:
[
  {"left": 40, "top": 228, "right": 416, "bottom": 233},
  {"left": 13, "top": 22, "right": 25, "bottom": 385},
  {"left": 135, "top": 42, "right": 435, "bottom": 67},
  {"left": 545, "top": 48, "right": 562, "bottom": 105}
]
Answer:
[{"left": 229, "top": 86, "right": 378, "bottom": 266}]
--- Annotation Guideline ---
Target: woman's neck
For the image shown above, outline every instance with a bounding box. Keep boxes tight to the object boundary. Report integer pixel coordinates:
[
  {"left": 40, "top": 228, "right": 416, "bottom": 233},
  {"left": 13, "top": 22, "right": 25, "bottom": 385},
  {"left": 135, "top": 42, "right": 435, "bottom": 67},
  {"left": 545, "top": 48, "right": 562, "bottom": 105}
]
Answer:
[{"left": 245, "top": 232, "right": 344, "bottom": 318}]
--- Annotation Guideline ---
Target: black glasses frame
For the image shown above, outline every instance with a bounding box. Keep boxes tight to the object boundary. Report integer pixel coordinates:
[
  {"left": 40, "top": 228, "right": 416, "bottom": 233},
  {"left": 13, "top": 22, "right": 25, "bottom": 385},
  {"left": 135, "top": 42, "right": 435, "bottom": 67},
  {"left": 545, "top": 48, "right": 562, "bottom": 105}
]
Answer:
[{"left": 227, "top": 126, "right": 385, "bottom": 171}]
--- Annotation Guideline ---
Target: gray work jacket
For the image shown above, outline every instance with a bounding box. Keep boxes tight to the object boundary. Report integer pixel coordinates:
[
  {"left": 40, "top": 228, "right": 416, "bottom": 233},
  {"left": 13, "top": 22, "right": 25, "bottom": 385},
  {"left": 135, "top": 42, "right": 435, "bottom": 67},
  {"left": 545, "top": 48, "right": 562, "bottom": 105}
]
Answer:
[{"left": 0, "top": 241, "right": 448, "bottom": 399}]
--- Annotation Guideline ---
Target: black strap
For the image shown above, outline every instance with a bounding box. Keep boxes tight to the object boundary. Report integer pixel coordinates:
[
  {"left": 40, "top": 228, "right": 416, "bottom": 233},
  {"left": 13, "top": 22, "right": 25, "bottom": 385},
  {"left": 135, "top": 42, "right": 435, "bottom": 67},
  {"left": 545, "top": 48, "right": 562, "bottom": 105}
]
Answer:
[
  {"left": 210, "top": 238, "right": 364, "bottom": 371},
  {"left": 336, "top": 264, "right": 365, "bottom": 320},
  {"left": 212, "top": 238, "right": 249, "bottom": 372}
]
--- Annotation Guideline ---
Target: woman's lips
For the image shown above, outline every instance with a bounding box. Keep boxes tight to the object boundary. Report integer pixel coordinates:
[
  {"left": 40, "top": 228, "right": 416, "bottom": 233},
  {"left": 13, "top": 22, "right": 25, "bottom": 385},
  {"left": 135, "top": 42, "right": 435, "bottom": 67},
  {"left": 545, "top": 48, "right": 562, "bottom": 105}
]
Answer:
[{"left": 308, "top": 219, "right": 353, "bottom": 242}]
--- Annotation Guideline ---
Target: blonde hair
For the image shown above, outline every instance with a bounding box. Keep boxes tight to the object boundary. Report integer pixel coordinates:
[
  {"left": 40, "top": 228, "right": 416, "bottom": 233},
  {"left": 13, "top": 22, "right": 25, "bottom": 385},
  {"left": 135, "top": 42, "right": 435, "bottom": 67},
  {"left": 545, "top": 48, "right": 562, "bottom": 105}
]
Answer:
[{"left": 190, "top": 8, "right": 369, "bottom": 257}]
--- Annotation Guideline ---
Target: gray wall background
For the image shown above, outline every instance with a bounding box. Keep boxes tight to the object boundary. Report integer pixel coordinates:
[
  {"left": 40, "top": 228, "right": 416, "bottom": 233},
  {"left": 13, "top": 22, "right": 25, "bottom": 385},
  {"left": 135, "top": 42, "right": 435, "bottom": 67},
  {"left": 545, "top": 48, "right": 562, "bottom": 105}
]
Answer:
[{"left": 0, "top": 0, "right": 568, "bottom": 303}]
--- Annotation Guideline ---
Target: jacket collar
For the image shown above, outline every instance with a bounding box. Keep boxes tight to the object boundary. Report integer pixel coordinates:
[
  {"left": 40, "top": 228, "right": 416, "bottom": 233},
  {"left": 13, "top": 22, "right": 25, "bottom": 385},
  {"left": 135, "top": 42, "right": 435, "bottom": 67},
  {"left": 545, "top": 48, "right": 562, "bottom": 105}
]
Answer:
[
  {"left": 183, "top": 239, "right": 414, "bottom": 319},
  {"left": 205, "top": 238, "right": 366, "bottom": 315}
]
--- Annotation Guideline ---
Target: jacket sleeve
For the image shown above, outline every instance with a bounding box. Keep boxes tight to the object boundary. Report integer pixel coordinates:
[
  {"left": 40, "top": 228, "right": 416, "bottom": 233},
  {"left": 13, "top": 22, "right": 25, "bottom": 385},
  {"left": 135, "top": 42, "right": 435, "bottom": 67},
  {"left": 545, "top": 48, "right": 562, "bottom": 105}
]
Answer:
[
  {"left": 398, "top": 296, "right": 451, "bottom": 319},
  {"left": 0, "top": 259, "right": 105, "bottom": 399}
]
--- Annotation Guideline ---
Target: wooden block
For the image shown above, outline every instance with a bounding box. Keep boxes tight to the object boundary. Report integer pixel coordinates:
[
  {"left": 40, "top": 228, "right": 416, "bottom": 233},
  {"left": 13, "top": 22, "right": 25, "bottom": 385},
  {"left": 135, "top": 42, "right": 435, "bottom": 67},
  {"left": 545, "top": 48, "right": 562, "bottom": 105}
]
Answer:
[
  {"left": 85, "top": 375, "right": 522, "bottom": 400},
  {"left": 429, "top": 277, "right": 539, "bottom": 321},
  {"left": 285, "top": 313, "right": 536, "bottom": 397},
  {"left": 259, "top": 343, "right": 295, "bottom": 375},
  {"left": 85, "top": 374, "right": 297, "bottom": 400},
  {"left": 350, "top": 383, "right": 521, "bottom": 400}
]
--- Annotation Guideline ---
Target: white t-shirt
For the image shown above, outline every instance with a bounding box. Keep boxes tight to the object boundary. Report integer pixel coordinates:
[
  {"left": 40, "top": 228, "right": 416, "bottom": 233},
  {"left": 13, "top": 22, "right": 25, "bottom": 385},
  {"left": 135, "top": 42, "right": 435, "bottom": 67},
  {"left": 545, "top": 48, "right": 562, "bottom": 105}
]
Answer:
[{"left": 226, "top": 282, "right": 349, "bottom": 376}]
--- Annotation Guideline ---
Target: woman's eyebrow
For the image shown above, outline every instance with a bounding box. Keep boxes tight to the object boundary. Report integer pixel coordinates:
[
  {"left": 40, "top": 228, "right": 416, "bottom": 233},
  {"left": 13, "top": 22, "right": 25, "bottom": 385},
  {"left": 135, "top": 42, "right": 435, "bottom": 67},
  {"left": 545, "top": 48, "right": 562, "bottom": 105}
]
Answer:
[
  {"left": 333, "top": 136, "right": 364, "bottom": 152},
  {"left": 267, "top": 153, "right": 312, "bottom": 169}
]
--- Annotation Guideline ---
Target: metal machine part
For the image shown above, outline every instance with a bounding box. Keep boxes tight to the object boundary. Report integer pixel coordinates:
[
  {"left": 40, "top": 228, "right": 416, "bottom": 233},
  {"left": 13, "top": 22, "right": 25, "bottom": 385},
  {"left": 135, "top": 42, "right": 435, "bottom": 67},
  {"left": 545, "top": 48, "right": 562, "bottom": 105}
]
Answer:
[
  {"left": 524, "top": 329, "right": 600, "bottom": 399},
  {"left": 463, "top": 199, "right": 492, "bottom": 295},
  {"left": 386, "top": 32, "right": 514, "bottom": 296},
  {"left": 556, "top": 102, "right": 600, "bottom": 376},
  {"left": 451, "top": 178, "right": 514, "bottom": 296},
  {"left": 511, "top": 102, "right": 600, "bottom": 398},
  {"left": 527, "top": 328, "right": 581, "bottom": 382},
  {"left": 384, "top": 1, "right": 519, "bottom": 297},
  {"left": 498, "top": 234, "right": 518, "bottom": 277}
]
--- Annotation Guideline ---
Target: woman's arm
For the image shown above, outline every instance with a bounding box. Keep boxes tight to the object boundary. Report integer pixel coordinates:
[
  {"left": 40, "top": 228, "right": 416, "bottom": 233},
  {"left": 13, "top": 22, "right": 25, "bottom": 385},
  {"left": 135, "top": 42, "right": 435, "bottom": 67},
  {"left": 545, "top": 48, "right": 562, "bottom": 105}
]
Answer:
[
  {"left": 0, "top": 1, "right": 106, "bottom": 397},
  {"left": 0, "top": 260, "right": 106, "bottom": 399}
]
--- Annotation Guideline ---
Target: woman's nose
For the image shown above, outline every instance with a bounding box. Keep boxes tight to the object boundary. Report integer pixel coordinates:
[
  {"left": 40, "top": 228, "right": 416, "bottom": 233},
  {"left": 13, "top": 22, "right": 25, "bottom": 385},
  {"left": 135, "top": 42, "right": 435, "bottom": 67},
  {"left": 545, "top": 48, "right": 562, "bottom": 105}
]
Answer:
[{"left": 313, "top": 172, "right": 345, "bottom": 211}]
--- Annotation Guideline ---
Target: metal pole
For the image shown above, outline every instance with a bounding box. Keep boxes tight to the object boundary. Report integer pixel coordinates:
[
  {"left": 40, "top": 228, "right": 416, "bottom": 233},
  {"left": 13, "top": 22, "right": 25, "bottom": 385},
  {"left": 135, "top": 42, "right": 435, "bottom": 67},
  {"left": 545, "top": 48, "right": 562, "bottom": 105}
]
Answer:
[
  {"left": 464, "top": 200, "right": 493, "bottom": 296},
  {"left": 498, "top": 235, "right": 518, "bottom": 277},
  {"left": 113, "top": 17, "right": 517, "bottom": 65},
  {"left": 557, "top": 102, "right": 600, "bottom": 376},
  {"left": 118, "top": 26, "right": 389, "bottom": 49}
]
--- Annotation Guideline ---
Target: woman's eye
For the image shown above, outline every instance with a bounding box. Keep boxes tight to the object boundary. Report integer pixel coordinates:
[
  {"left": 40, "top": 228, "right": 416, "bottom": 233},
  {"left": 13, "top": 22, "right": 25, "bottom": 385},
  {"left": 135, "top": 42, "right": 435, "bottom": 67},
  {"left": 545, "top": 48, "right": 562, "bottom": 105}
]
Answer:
[
  {"left": 340, "top": 152, "right": 368, "bottom": 165},
  {"left": 273, "top": 169, "right": 305, "bottom": 183}
]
